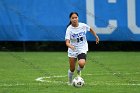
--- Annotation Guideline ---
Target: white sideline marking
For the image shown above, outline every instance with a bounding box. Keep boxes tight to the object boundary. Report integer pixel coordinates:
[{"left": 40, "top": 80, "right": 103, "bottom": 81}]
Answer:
[
  {"left": 0, "top": 81, "right": 140, "bottom": 87},
  {"left": 35, "top": 73, "right": 140, "bottom": 86},
  {"left": 0, "top": 83, "right": 25, "bottom": 87},
  {"left": 1, "top": 72, "right": 140, "bottom": 87},
  {"left": 35, "top": 75, "right": 67, "bottom": 82},
  {"left": 88, "top": 83, "right": 140, "bottom": 86},
  {"left": 1, "top": 82, "right": 140, "bottom": 87}
]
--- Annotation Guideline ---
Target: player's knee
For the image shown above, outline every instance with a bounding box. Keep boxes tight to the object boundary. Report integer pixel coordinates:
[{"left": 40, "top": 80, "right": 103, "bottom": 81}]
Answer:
[
  {"left": 79, "top": 64, "right": 85, "bottom": 68},
  {"left": 78, "top": 59, "right": 86, "bottom": 68}
]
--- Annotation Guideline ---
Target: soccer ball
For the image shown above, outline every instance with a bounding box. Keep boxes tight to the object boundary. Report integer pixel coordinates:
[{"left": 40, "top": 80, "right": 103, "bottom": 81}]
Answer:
[{"left": 72, "top": 76, "right": 85, "bottom": 87}]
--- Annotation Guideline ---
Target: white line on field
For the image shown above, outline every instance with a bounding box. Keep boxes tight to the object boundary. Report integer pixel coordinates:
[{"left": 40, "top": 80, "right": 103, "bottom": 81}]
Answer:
[
  {"left": 35, "top": 71, "right": 140, "bottom": 82},
  {"left": 0, "top": 81, "right": 140, "bottom": 87},
  {"left": 0, "top": 83, "right": 25, "bottom": 87},
  {"left": 1, "top": 81, "right": 140, "bottom": 87},
  {"left": 35, "top": 73, "right": 140, "bottom": 86},
  {"left": 1, "top": 72, "right": 140, "bottom": 87}
]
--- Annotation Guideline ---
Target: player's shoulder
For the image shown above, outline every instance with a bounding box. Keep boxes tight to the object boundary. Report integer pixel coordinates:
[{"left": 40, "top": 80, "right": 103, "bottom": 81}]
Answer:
[
  {"left": 79, "top": 22, "right": 87, "bottom": 26},
  {"left": 66, "top": 25, "right": 72, "bottom": 31}
]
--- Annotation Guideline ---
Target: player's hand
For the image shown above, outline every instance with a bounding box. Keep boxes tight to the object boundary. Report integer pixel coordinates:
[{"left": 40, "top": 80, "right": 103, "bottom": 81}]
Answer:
[
  {"left": 96, "top": 36, "right": 99, "bottom": 44},
  {"left": 70, "top": 45, "right": 75, "bottom": 50}
]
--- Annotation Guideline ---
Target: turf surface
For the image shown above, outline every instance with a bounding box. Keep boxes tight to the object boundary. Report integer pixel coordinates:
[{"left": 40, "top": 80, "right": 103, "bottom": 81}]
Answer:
[{"left": 0, "top": 52, "right": 140, "bottom": 93}]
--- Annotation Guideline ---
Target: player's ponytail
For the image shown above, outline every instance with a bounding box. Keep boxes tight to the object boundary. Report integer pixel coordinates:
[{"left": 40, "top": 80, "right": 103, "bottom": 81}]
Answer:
[
  {"left": 67, "top": 12, "right": 79, "bottom": 27},
  {"left": 67, "top": 21, "right": 72, "bottom": 27}
]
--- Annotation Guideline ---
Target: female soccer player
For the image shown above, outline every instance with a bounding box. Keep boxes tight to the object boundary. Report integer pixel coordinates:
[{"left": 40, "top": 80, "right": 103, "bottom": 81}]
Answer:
[{"left": 65, "top": 12, "right": 99, "bottom": 85}]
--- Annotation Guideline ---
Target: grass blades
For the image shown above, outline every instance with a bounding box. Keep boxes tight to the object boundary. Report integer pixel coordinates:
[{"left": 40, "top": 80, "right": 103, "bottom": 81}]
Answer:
[{"left": 0, "top": 52, "right": 140, "bottom": 93}]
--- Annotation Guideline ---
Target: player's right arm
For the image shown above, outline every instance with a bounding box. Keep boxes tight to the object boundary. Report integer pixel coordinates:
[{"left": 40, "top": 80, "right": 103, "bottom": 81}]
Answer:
[
  {"left": 65, "top": 39, "right": 75, "bottom": 50},
  {"left": 65, "top": 28, "right": 75, "bottom": 50}
]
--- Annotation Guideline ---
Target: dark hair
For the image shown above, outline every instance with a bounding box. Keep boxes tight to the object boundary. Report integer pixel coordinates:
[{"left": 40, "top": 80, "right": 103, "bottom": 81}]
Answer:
[{"left": 67, "top": 12, "right": 79, "bottom": 27}]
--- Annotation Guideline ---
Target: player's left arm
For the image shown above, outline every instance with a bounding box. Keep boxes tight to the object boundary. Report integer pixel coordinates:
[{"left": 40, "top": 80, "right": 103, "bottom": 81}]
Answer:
[{"left": 89, "top": 28, "right": 99, "bottom": 44}]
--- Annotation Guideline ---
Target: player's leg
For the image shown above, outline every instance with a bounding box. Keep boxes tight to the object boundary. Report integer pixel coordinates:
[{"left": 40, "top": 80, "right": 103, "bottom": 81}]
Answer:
[
  {"left": 77, "top": 53, "right": 86, "bottom": 76},
  {"left": 68, "top": 57, "right": 77, "bottom": 84}
]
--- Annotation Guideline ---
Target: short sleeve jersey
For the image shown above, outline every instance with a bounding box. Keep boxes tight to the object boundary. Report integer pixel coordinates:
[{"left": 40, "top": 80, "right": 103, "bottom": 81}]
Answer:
[{"left": 65, "top": 23, "right": 90, "bottom": 52}]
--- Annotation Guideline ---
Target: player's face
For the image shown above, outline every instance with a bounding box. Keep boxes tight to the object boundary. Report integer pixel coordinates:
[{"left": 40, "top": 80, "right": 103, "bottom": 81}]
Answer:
[{"left": 70, "top": 14, "right": 78, "bottom": 27}]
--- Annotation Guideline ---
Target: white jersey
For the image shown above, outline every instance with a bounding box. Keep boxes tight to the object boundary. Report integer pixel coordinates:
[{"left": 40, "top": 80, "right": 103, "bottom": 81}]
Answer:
[{"left": 65, "top": 23, "right": 90, "bottom": 57}]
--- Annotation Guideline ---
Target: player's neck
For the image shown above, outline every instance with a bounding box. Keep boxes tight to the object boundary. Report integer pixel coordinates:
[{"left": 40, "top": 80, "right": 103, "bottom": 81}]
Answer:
[{"left": 72, "top": 23, "right": 79, "bottom": 27}]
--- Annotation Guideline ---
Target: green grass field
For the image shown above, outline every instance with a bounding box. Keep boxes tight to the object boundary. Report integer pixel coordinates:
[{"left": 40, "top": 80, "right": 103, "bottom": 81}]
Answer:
[{"left": 0, "top": 52, "right": 140, "bottom": 93}]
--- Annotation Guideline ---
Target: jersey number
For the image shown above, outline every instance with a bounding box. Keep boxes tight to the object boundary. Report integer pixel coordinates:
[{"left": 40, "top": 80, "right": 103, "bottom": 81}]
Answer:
[{"left": 77, "top": 37, "right": 83, "bottom": 43}]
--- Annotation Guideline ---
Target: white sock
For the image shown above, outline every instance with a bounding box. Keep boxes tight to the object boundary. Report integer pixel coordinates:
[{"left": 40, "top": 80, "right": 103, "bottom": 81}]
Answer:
[
  {"left": 68, "top": 69, "right": 74, "bottom": 83},
  {"left": 77, "top": 65, "right": 83, "bottom": 72}
]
